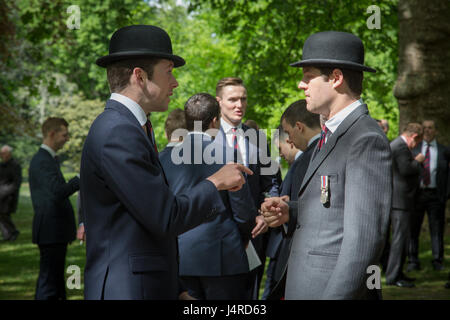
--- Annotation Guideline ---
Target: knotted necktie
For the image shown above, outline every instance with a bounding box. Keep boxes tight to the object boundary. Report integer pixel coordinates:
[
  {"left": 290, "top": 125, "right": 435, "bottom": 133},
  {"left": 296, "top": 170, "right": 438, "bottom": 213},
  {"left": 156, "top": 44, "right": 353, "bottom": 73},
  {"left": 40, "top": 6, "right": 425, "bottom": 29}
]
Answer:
[
  {"left": 145, "top": 119, "right": 158, "bottom": 153},
  {"left": 232, "top": 127, "right": 238, "bottom": 163},
  {"left": 422, "top": 143, "right": 431, "bottom": 186},
  {"left": 317, "top": 124, "right": 329, "bottom": 152}
]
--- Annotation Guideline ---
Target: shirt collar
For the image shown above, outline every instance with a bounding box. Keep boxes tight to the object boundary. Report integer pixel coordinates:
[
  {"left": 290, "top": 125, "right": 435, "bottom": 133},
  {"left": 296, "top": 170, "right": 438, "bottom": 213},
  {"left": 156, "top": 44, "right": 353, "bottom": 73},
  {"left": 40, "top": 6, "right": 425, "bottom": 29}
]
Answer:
[
  {"left": 110, "top": 93, "right": 147, "bottom": 126},
  {"left": 325, "top": 98, "right": 364, "bottom": 133},
  {"left": 424, "top": 139, "right": 437, "bottom": 147},
  {"left": 41, "top": 144, "right": 56, "bottom": 158},
  {"left": 294, "top": 150, "right": 303, "bottom": 160},
  {"left": 220, "top": 118, "right": 242, "bottom": 133},
  {"left": 309, "top": 133, "right": 321, "bottom": 147}
]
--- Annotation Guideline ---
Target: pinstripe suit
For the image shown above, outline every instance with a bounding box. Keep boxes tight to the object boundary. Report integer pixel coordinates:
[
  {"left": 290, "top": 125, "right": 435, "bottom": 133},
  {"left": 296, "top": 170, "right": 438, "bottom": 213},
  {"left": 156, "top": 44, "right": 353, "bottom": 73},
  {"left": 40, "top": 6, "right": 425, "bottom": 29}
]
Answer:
[{"left": 284, "top": 104, "right": 392, "bottom": 299}]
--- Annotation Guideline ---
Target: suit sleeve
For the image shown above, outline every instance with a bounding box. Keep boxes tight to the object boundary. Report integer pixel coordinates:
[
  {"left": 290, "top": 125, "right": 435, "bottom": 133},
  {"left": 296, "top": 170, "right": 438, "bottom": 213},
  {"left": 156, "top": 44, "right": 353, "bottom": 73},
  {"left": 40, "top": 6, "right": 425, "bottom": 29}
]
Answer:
[
  {"left": 40, "top": 160, "right": 79, "bottom": 202},
  {"left": 100, "top": 123, "right": 224, "bottom": 238},
  {"left": 228, "top": 183, "right": 257, "bottom": 242},
  {"left": 394, "top": 146, "right": 421, "bottom": 177},
  {"left": 322, "top": 133, "right": 392, "bottom": 299}
]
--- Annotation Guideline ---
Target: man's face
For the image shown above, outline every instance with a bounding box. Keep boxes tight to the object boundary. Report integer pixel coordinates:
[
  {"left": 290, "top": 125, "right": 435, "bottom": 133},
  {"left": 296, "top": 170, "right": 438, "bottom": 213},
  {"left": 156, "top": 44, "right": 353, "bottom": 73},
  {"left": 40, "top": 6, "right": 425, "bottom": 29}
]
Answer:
[
  {"left": 52, "top": 126, "right": 70, "bottom": 151},
  {"left": 217, "top": 85, "right": 247, "bottom": 126},
  {"left": 422, "top": 121, "right": 436, "bottom": 142},
  {"left": 281, "top": 119, "right": 306, "bottom": 151},
  {"left": 142, "top": 59, "right": 178, "bottom": 112},
  {"left": 298, "top": 67, "right": 334, "bottom": 116},
  {"left": 407, "top": 133, "right": 422, "bottom": 150},
  {"left": 0, "top": 149, "right": 11, "bottom": 162},
  {"left": 278, "top": 139, "right": 292, "bottom": 164}
]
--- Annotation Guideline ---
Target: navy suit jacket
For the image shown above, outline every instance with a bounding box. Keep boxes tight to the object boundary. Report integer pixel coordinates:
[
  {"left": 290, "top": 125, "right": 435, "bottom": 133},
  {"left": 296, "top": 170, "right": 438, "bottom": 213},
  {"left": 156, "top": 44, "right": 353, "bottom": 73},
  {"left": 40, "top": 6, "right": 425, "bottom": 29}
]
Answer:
[
  {"left": 160, "top": 133, "right": 255, "bottom": 276},
  {"left": 29, "top": 148, "right": 79, "bottom": 244},
  {"left": 217, "top": 124, "right": 280, "bottom": 258},
  {"left": 80, "top": 100, "right": 223, "bottom": 300}
]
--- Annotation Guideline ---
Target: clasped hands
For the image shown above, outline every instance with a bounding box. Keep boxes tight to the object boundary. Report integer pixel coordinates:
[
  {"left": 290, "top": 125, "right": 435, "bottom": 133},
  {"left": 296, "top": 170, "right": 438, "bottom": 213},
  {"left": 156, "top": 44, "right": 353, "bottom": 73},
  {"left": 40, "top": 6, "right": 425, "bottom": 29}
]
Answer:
[{"left": 259, "top": 195, "right": 290, "bottom": 227}]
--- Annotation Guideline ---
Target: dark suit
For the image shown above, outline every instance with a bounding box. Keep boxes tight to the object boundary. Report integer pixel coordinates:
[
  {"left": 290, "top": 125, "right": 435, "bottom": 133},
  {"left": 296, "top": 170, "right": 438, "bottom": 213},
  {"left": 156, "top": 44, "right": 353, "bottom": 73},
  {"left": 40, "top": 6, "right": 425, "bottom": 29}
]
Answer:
[
  {"left": 217, "top": 124, "right": 280, "bottom": 299},
  {"left": 265, "top": 138, "right": 319, "bottom": 300},
  {"left": 160, "top": 133, "right": 255, "bottom": 299},
  {"left": 0, "top": 158, "right": 22, "bottom": 239},
  {"left": 29, "top": 147, "right": 79, "bottom": 299},
  {"left": 81, "top": 100, "right": 224, "bottom": 300},
  {"left": 408, "top": 140, "right": 450, "bottom": 266},
  {"left": 385, "top": 136, "right": 421, "bottom": 283}
]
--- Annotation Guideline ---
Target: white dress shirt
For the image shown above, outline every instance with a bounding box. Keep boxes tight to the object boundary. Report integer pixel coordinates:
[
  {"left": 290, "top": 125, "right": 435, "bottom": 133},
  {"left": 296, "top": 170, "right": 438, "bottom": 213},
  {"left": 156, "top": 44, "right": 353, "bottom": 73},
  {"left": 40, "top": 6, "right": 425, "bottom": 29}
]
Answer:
[
  {"left": 40, "top": 144, "right": 56, "bottom": 158},
  {"left": 324, "top": 98, "right": 364, "bottom": 143},
  {"left": 220, "top": 118, "right": 247, "bottom": 166},
  {"left": 110, "top": 93, "right": 147, "bottom": 126}
]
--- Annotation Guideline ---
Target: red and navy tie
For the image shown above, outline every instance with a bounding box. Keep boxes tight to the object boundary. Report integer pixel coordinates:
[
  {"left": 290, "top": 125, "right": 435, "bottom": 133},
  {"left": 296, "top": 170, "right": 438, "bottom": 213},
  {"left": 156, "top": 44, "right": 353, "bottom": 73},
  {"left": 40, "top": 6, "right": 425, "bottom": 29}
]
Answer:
[
  {"left": 232, "top": 127, "right": 238, "bottom": 163},
  {"left": 317, "top": 124, "right": 329, "bottom": 152},
  {"left": 145, "top": 119, "right": 158, "bottom": 153}
]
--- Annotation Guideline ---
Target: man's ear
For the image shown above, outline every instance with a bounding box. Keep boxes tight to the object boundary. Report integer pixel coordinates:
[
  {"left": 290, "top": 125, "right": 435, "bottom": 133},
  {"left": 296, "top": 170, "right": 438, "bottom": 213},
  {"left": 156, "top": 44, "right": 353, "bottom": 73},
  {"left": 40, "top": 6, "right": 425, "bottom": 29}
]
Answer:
[
  {"left": 216, "top": 96, "right": 221, "bottom": 103},
  {"left": 133, "top": 67, "right": 147, "bottom": 85},
  {"left": 331, "top": 68, "right": 344, "bottom": 89},
  {"left": 295, "top": 121, "right": 304, "bottom": 132}
]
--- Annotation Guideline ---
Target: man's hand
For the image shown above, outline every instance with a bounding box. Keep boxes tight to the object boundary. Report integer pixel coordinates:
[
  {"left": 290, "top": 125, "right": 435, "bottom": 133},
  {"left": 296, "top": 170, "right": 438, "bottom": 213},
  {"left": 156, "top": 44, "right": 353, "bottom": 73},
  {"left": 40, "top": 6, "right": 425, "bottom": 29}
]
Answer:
[
  {"left": 415, "top": 153, "right": 425, "bottom": 163},
  {"left": 207, "top": 163, "right": 253, "bottom": 191},
  {"left": 77, "top": 224, "right": 85, "bottom": 242},
  {"left": 251, "top": 215, "right": 268, "bottom": 238},
  {"left": 260, "top": 197, "right": 289, "bottom": 227}
]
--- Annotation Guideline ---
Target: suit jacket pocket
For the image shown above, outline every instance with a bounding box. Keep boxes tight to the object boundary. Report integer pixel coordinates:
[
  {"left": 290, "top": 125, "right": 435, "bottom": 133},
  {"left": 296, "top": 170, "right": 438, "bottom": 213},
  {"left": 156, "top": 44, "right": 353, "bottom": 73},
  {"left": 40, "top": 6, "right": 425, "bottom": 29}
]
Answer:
[
  {"left": 306, "top": 250, "right": 339, "bottom": 270},
  {"left": 129, "top": 253, "right": 168, "bottom": 273}
]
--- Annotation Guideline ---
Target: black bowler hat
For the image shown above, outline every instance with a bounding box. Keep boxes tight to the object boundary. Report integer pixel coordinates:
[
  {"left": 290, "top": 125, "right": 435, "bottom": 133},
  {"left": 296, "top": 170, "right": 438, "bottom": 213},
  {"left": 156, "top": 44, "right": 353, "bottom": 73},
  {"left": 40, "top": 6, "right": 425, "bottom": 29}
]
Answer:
[
  {"left": 96, "top": 25, "right": 185, "bottom": 68},
  {"left": 290, "top": 31, "right": 376, "bottom": 73}
]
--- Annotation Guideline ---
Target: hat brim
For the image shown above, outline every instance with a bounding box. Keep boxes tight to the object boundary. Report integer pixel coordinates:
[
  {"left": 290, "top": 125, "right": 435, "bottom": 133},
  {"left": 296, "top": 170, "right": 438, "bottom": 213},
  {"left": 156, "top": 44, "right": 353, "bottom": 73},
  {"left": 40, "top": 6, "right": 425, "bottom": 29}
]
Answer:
[
  {"left": 96, "top": 51, "right": 186, "bottom": 68},
  {"left": 290, "top": 59, "right": 376, "bottom": 73}
]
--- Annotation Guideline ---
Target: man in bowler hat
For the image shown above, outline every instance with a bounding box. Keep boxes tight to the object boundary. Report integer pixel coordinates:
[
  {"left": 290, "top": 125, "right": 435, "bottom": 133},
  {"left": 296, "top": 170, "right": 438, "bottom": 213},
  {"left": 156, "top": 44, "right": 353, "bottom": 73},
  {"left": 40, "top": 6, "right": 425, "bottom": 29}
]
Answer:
[
  {"left": 261, "top": 31, "right": 392, "bottom": 299},
  {"left": 80, "top": 25, "right": 252, "bottom": 300}
]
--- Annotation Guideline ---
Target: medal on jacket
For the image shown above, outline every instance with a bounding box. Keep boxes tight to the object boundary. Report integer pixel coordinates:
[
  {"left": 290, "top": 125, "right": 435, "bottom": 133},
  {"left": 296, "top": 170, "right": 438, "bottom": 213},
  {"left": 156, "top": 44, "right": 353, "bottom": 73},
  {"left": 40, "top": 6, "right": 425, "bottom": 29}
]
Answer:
[{"left": 320, "top": 175, "right": 330, "bottom": 205}]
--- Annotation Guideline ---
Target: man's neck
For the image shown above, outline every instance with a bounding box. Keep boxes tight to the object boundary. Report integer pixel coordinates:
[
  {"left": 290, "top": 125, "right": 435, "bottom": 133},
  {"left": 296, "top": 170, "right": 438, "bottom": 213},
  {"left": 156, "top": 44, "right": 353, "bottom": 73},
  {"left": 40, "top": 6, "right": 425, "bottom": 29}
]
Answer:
[
  {"left": 42, "top": 140, "right": 57, "bottom": 153},
  {"left": 326, "top": 95, "right": 359, "bottom": 119}
]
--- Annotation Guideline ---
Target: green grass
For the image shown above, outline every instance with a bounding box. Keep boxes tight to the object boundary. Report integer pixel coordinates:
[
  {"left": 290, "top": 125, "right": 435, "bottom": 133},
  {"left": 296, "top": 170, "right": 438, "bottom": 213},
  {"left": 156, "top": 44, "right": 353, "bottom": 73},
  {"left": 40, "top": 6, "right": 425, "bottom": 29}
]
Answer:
[{"left": 1, "top": 184, "right": 449, "bottom": 300}]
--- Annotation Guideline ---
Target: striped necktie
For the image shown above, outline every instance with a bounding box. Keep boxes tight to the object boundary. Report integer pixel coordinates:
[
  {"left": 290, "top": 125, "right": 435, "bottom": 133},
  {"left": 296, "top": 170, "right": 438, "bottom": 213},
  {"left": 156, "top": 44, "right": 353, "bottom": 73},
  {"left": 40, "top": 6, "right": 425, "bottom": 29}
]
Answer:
[
  {"left": 232, "top": 127, "right": 238, "bottom": 163},
  {"left": 317, "top": 124, "right": 329, "bottom": 152}
]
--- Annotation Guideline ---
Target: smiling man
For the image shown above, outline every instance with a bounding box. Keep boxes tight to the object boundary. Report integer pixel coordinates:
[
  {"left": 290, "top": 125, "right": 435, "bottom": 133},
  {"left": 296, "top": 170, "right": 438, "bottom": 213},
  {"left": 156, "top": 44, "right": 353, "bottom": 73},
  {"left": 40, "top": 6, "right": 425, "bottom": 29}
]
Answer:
[
  {"left": 261, "top": 31, "right": 392, "bottom": 300},
  {"left": 81, "top": 25, "right": 252, "bottom": 300}
]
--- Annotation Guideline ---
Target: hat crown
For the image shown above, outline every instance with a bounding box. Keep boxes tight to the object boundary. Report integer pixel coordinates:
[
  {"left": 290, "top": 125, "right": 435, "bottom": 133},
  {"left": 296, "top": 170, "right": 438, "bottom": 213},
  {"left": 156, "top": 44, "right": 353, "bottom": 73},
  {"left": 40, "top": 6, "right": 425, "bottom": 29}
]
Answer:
[
  {"left": 302, "top": 31, "right": 365, "bottom": 65},
  {"left": 109, "top": 25, "right": 173, "bottom": 55}
]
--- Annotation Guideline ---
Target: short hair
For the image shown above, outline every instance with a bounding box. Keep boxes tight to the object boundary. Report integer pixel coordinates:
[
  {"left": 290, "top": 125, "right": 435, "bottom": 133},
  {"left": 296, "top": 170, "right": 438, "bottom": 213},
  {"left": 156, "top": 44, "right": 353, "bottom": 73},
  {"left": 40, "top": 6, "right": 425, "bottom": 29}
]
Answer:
[
  {"left": 216, "top": 77, "right": 245, "bottom": 97},
  {"left": 1, "top": 145, "right": 12, "bottom": 153},
  {"left": 281, "top": 99, "right": 320, "bottom": 129},
  {"left": 164, "top": 109, "right": 186, "bottom": 141},
  {"left": 403, "top": 123, "right": 423, "bottom": 137},
  {"left": 184, "top": 93, "right": 220, "bottom": 132},
  {"left": 318, "top": 67, "right": 363, "bottom": 96},
  {"left": 106, "top": 58, "right": 160, "bottom": 93},
  {"left": 42, "top": 117, "right": 68, "bottom": 138}
]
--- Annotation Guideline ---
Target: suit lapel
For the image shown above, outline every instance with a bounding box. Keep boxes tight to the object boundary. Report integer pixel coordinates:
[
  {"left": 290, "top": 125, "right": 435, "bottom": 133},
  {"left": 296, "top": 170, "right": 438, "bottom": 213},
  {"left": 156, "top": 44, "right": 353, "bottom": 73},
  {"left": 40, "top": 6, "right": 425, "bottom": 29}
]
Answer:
[
  {"left": 299, "top": 104, "right": 369, "bottom": 195},
  {"left": 106, "top": 99, "right": 169, "bottom": 185}
]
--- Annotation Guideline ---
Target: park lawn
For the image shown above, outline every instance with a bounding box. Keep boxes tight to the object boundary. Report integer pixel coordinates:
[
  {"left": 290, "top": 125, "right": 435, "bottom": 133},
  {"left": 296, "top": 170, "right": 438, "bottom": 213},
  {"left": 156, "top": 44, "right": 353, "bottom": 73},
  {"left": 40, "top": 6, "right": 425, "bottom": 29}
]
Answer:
[{"left": 1, "top": 184, "right": 449, "bottom": 300}]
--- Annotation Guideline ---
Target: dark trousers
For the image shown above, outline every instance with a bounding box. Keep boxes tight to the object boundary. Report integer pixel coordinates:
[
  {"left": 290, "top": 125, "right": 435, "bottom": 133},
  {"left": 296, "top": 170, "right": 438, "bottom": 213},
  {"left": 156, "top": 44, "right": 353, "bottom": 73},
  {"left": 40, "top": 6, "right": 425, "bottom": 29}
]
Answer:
[
  {"left": 0, "top": 212, "right": 17, "bottom": 240},
  {"left": 180, "top": 273, "right": 250, "bottom": 300},
  {"left": 35, "top": 243, "right": 68, "bottom": 300},
  {"left": 408, "top": 189, "right": 445, "bottom": 265},
  {"left": 385, "top": 209, "right": 410, "bottom": 283}
]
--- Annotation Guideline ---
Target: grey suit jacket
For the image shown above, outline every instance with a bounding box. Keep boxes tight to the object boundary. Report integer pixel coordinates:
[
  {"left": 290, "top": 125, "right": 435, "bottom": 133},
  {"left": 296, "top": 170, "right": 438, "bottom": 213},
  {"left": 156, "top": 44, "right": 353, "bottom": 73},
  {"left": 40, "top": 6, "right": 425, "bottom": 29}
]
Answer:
[
  {"left": 285, "top": 104, "right": 392, "bottom": 300},
  {"left": 390, "top": 136, "right": 421, "bottom": 211}
]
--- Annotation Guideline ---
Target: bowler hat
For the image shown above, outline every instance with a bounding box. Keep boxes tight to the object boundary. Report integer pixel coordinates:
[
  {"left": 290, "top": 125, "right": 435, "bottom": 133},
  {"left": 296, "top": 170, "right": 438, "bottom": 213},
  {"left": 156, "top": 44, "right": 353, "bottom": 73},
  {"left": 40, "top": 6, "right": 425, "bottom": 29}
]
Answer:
[
  {"left": 290, "top": 31, "right": 376, "bottom": 73},
  {"left": 96, "top": 25, "right": 185, "bottom": 68}
]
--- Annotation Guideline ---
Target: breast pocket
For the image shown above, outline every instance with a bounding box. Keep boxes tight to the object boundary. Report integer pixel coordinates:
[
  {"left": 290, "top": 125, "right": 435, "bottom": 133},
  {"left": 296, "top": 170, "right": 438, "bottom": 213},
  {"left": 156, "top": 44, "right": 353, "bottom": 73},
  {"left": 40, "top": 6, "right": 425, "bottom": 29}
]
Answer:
[{"left": 306, "top": 250, "right": 339, "bottom": 270}]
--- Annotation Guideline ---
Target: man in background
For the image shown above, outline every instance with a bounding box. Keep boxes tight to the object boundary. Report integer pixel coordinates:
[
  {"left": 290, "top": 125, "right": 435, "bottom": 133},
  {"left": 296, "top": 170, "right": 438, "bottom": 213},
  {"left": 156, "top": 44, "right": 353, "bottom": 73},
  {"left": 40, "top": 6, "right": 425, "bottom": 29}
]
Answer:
[
  {"left": 385, "top": 123, "right": 424, "bottom": 288},
  {"left": 29, "top": 117, "right": 80, "bottom": 300},
  {"left": 0, "top": 145, "right": 22, "bottom": 241},
  {"left": 408, "top": 120, "right": 450, "bottom": 271}
]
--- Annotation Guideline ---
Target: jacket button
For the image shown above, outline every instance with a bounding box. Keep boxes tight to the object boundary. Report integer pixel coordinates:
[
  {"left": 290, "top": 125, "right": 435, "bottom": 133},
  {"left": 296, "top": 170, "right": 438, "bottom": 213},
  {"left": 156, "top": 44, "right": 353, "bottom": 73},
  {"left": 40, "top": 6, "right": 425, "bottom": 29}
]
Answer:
[{"left": 296, "top": 224, "right": 301, "bottom": 229}]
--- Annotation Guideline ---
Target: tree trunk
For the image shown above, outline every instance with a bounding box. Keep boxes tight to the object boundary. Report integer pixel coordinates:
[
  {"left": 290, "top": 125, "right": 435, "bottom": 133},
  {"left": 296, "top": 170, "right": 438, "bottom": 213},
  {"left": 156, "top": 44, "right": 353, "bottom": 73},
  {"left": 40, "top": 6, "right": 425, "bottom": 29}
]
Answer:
[{"left": 394, "top": 0, "right": 450, "bottom": 144}]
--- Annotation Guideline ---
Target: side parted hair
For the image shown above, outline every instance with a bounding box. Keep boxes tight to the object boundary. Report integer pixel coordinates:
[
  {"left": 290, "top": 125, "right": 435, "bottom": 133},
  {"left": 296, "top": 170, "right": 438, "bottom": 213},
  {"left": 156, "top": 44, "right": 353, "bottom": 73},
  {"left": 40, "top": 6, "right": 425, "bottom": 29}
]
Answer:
[
  {"left": 403, "top": 122, "right": 423, "bottom": 137},
  {"left": 281, "top": 99, "right": 320, "bottom": 129},
  {"left": 318, "top": 67, "right": 363, "bottom": 96},
  {"left": 42, "top": 117, "right": 68, "bottom": 138},
  {"left": 106, "top": 58, "right": 161, "bottom": 93},
  {"left": 184, "top": 93, "right": 220, "bottom": 132},
  {"left": 164, "top": 109, "right": 186, "bottom": 141},
  {"left": 216, "top": 77, "right": 245, "bottom": 98}
]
